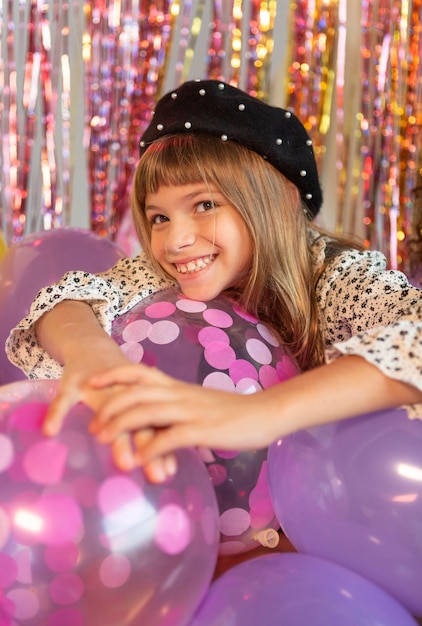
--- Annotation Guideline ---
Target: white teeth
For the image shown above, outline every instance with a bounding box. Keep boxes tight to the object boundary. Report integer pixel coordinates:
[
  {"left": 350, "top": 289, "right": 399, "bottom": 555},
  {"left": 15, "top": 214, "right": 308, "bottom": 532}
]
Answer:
[{"left": 176, "top": 255, "right": 215, "bottom": 274}]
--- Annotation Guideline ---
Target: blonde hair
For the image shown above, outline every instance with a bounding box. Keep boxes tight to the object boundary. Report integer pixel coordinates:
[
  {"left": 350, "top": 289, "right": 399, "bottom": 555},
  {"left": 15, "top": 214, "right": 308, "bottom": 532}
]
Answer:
[{"left": 131, "top": 134, "right": 359, "bottom": 371}]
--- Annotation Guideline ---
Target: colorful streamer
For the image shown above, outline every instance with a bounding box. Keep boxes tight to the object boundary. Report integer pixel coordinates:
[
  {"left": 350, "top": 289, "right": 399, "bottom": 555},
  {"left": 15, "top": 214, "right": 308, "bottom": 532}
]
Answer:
[
  {"left": 0, "top": 0, "right": 72, "bottom": 244},
  {"left": 359, "top": 0, "right": 422, "bottom": 269}
]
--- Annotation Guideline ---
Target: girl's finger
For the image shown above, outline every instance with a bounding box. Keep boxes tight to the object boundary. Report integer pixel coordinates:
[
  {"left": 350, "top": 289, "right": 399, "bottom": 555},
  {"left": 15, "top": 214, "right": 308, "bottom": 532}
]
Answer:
[
  {"left": 92, "top": 404, "right": 168, "bottom": 441},
  {"left": 142, "top": 454, "right": 178, "bottom": 483},
  {"left": 132, "top": 429, "right": 178, "bottom": 483},
  {"left": 42, "top": 393, "right": 77, "bottom": 436},
  {"left": 134, "top": 423, "right": 201, "bottom": 467},
  {"left": 111, "top": 432, "right": 137, "bottom": 471},
  {"left": 89, "top": 363, "right": 160, "bottom": 388}
]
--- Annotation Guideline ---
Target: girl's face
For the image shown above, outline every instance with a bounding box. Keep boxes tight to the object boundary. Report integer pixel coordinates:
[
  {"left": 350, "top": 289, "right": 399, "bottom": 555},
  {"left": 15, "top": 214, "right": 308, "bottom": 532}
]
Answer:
[{"left": 145, "top": 183, "right": 253, "bottom": 301}]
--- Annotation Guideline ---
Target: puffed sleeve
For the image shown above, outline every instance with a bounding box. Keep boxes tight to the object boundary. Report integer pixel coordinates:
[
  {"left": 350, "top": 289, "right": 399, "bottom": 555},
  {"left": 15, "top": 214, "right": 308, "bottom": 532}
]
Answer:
[
  {"left": 316, "top": 247, "right": 422, "bottom": 412},
  {"left": 5, "top": 254, "right": 173, "bottom": 379}
]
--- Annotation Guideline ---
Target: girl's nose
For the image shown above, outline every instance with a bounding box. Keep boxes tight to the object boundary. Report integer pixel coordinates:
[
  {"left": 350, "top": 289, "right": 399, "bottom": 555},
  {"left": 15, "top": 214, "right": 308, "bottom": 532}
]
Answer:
[{"left": 165, "top": 222, "right": 196, "bottom": 254}]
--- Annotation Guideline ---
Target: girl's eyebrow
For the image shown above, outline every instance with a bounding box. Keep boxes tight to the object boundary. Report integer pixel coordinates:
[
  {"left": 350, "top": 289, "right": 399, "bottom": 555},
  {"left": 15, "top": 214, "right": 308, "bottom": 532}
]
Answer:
[{"left": 145, "top": 188, "right": 223, "bottom": 213}]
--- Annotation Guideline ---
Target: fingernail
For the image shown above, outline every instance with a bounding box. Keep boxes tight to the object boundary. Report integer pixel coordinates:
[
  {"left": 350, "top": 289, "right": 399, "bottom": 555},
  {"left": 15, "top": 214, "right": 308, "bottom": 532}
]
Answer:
[
  {"left": 165, "top": 454, "right": 178, "bottom": 477},
  {"left": 145, "top": 462, "right": 166, "bottom": 483},
  {"left": 117, "top": 452, "right": 135, "bottom": 472}
]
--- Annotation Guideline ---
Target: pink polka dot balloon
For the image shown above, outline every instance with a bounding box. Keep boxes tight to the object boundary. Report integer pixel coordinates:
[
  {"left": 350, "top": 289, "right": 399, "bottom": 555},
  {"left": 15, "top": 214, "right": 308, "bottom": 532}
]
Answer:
[
  {"left": 0, "top": 380, "right": 219, "bottom": 626},
  {"left": 112, "top": 288, "right": 299, "bottom": 555}
]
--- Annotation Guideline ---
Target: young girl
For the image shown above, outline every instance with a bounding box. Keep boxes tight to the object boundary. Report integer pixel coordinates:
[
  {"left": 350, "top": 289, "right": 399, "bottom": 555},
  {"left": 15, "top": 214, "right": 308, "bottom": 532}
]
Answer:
[{"left": 6, "top": 79, "right": 422, "bottom": 483}]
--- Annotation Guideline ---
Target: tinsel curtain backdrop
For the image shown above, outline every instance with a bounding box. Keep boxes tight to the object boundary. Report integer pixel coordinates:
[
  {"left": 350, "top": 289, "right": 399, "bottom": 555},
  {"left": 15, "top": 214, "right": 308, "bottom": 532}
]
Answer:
[{"left": 0, "top": 0, "right": 421, "bottom": 274}]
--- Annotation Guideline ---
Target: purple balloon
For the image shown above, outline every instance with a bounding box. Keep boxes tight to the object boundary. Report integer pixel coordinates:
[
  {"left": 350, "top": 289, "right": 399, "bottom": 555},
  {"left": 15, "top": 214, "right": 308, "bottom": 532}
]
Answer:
[
  {"left": 112, "top": 287, "right": 299, "bottom": 554},
  {"left": 190, "top": 552, "right": 418, "bottom": 626},
  {"left": 0, "top": 380, "right": 219, "bottom": 626},
  {"left": 268, "top": 408, "right": 422, "bottom": 617},
  {"left": 0, "top": 228, "right": 124, "bottom": 385}
]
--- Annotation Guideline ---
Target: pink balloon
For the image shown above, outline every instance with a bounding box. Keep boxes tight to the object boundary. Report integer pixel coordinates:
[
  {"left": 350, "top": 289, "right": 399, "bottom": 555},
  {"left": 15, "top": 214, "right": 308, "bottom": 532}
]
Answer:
[
  {"left": 112, "top": 287, "right": 299, "bottom": 554},
  {"left": 0, "top": 228, "right": 124, "bottom": 385},
  {"left": 268, "top": 408, "right": 422, "bottom": 617},
  {"left": 0, "top": 380, "right": 219, "bottom": 626}
]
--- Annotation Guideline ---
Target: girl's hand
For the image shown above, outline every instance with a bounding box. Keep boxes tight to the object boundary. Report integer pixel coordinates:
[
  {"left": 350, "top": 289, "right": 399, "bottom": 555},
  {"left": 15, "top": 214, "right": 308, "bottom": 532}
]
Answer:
[
  {"left": 88, "top": 363, "right": 276, "bottom": 467},
  {"left": 34, "top": 300, "right": 132, "bottom": 437},
  {"left": 42, "top": 344, "right": 131, "bottom": 437}
]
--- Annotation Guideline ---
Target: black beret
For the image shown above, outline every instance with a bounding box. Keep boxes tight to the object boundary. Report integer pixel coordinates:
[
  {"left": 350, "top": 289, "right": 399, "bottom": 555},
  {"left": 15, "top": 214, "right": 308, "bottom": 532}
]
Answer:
[{"left": 139, "top": 79, "right": 323, "bottom": 218}]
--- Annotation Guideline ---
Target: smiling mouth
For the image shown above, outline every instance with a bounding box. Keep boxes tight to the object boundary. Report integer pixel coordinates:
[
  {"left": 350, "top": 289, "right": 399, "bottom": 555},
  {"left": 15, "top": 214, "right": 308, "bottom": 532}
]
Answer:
[{"left": 175, "top": 254, "right": 216, "bottom": 274}]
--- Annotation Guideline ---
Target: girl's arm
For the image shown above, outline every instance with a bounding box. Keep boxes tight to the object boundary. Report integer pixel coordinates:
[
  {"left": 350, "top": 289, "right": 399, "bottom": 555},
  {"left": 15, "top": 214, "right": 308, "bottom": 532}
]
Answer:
[
  {"left": 5, "top": 254, "right": 172, "bottom": 379},
  {"left": 35, "top": 300, "right": 131, "bottom": 431},
  {"left": 87, "top": 355, "right": 422, "bottom": 475}
]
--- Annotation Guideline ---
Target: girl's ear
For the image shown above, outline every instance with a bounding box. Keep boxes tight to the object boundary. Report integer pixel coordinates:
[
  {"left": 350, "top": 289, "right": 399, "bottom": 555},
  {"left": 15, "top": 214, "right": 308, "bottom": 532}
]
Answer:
[{"left": 289, "top": 181, "right": 300, "bottom": 207}]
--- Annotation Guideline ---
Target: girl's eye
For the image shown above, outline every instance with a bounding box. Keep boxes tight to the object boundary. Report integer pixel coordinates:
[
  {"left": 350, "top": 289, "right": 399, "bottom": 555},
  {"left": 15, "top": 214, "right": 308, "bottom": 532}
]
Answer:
[
  {"left": 197, "top": 200, "right": 216, "bottom": 213},
  {"left": 151, "top": 214, "right": 168, "bottom": 225}
]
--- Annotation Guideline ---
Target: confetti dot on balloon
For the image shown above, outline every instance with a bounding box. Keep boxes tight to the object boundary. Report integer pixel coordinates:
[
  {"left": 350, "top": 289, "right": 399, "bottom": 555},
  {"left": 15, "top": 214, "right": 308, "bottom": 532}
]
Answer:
[
  {"left": 36, "top": 494, "right": 83, "bottom": 545},
  {"left": 229, "top": 359, "right": 258, "bottom": 384},
  {"left": 202, "top": 372, "right": 235, "bottom": 391},
  {"left": 232, "top": 305, "right": 259, "bottom": 323},
  {"left": 122, "top": 319, "right": 152, "bottom": 342},
  {"left": 246, "top": 338, "right": 272, "bottom": 365},
  {"left": 197, "top": 326, "right": 230, "bottom": 348},
  {"left": 250, "top": 507, "right": 275, "bottom": 529},
  {"left": 236, "top": 378, "right": 262, "bottom": 394},
  {"left": 203, "top": 308, "right": 233, "bottom": 328},
  {"left": 0, "top": 554, "right": 18, "bottom": 588},
  {"left": 49, "top": 572, "right": 84, "bottom": 605},
  {"left": 97, "top": 476, "right": 144, "bottom": 516},
  {"left": 213, "top": 449, "right": 239, "bottom": 460},
  {"left": 185, "top": 485, "right": 205, "bottom": 522},
  {"left": 9, "top": 403, "right": 47, "bottom": 432},
  {"left": 97, "top": 477, "right": 149, "bottom": 552},
  {"left": 23, "top": 440, "right": 68, "bottom": 485},
  {"left": 0, "top": 434, "right": 14, "bottom": 473},
  {"left": 207, "top": 463, "right": 228, "bottom": 486},
  {"left": 148, "top": 320, "right": 180, "bottom": 344},
  {"left": 176, "top": 298, "right": 207, "bottom": 313},
  {"left": 120, "top": 341, "right": 144, "bottom": 363},
  {"left": 99, "top": 553, "right": 131, "bottom": 588},
  {"left": 6, "top": 588, "right": 39, "bottom": 620},
  {"left": 259, "top": 364, "right": 281, "bottom": 389},
  {"left": 44, "top": 543, "right": 79, "bottom": 573},
  {"left": 219, "top": 508, "right": 251, "bottom": 536},
  {"left": 145, "top": 301, "right": 176, "bottom": 318},
  {"left": 155, "top": 504, "right": 191, "bottom": 555},
  {"left": 257, "top": 323, "right": 280, "bottom": 347},
  {"left": 276, "top": 357, "right": 299, "bottom": 379},
  {"left": 204, "top": 341, "right": 236, "bottom": 369},
  {"left": 248, "top": 461, "right": 276, "bottom": 528}
]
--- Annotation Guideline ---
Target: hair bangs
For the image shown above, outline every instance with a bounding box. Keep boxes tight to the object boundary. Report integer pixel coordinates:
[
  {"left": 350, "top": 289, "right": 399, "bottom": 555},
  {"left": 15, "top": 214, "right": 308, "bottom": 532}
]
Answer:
[{"left": 137, "top": 134, "right": 228, "bottom": 194}]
